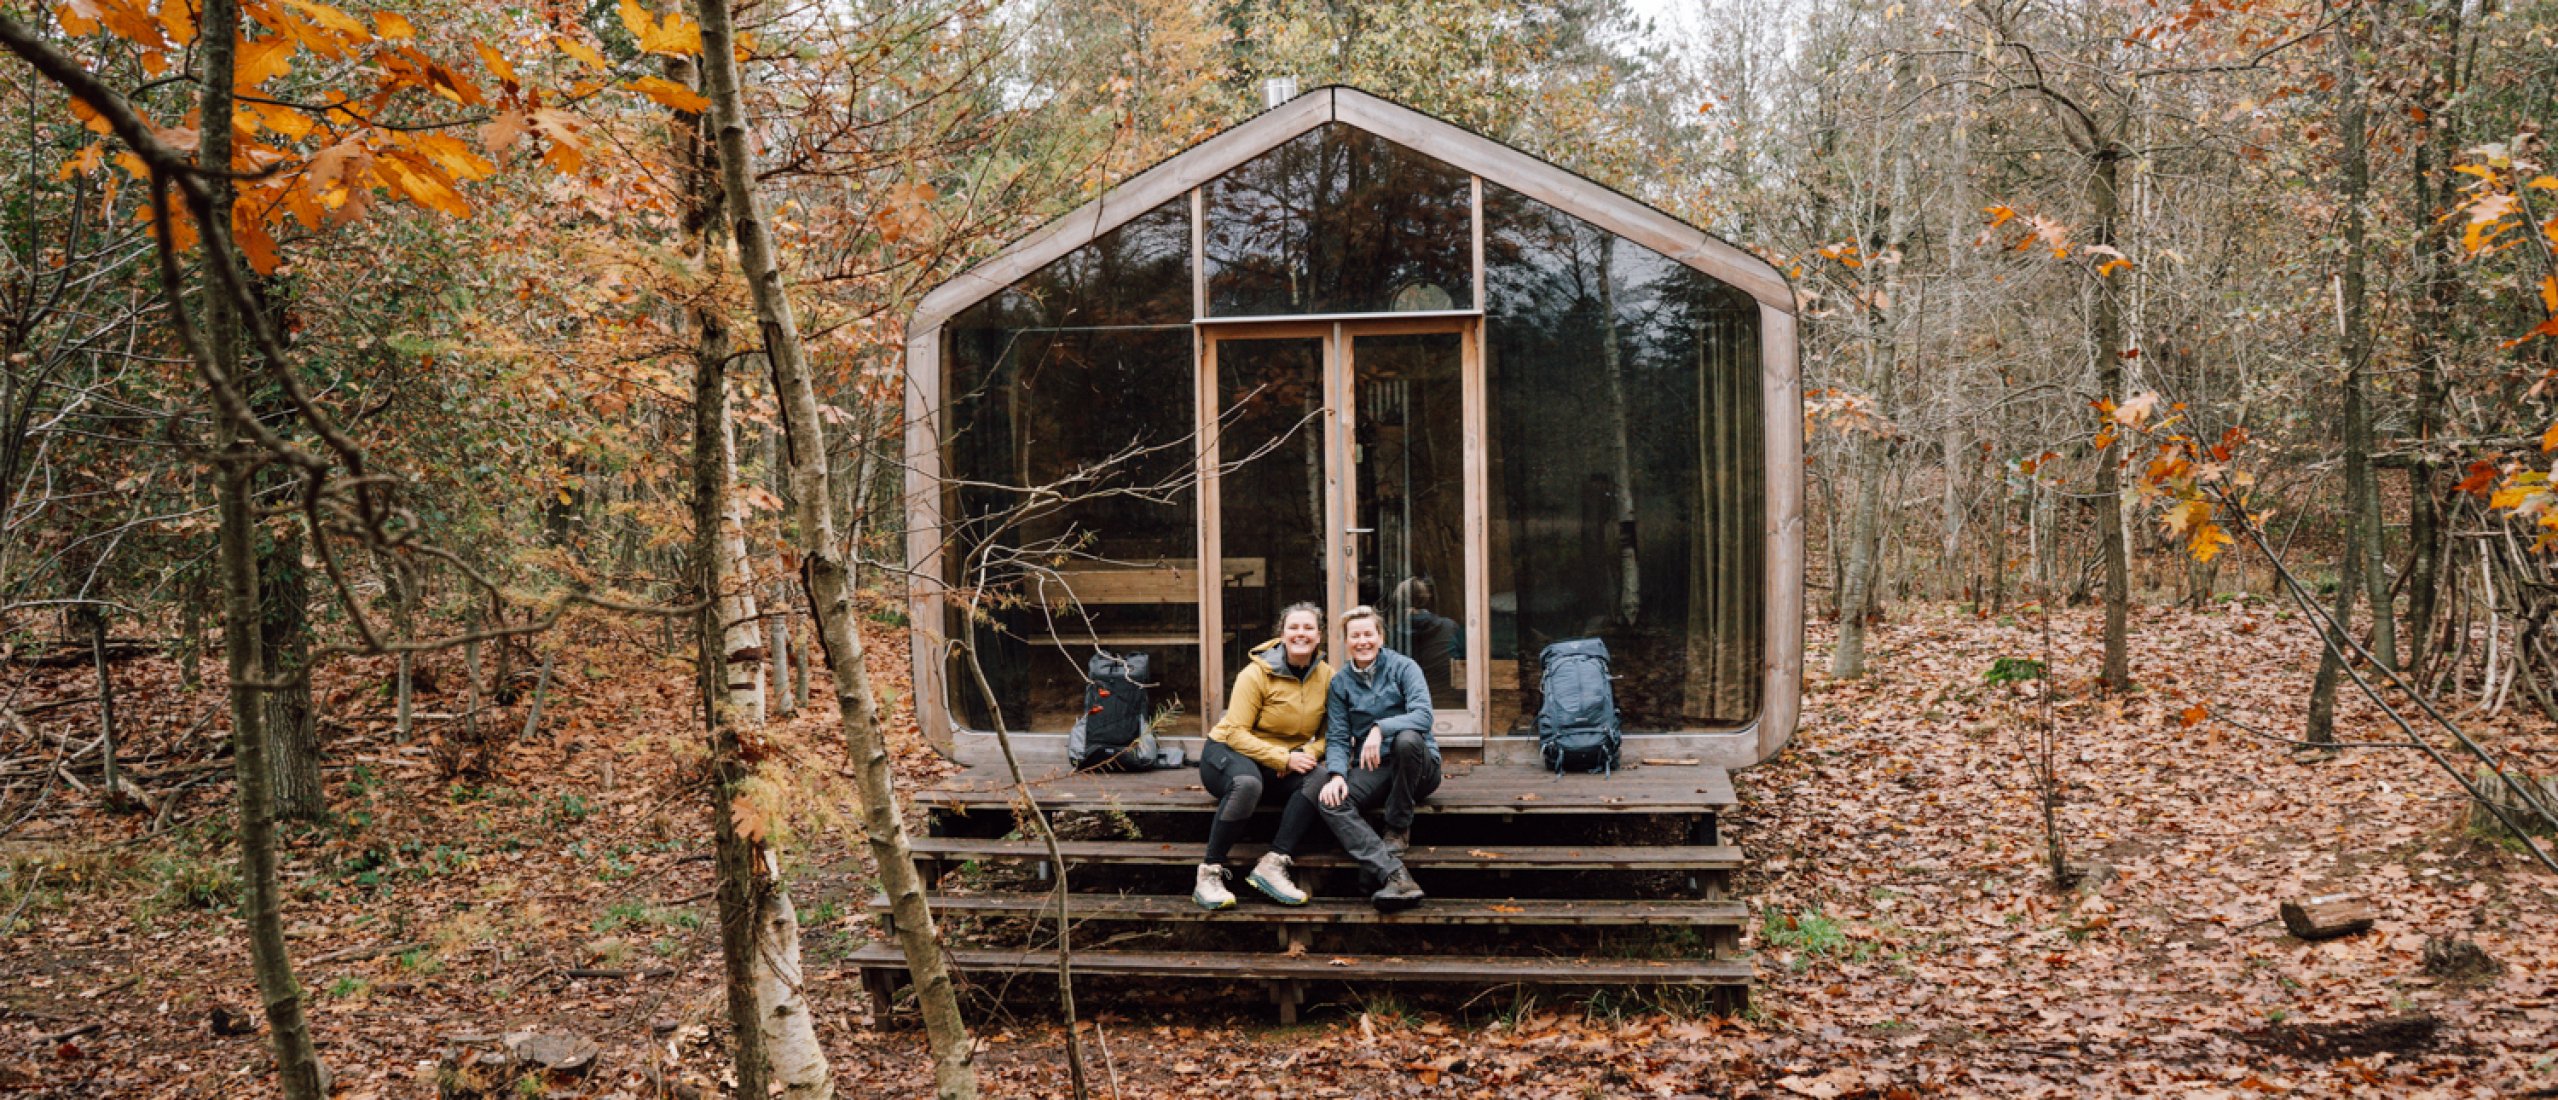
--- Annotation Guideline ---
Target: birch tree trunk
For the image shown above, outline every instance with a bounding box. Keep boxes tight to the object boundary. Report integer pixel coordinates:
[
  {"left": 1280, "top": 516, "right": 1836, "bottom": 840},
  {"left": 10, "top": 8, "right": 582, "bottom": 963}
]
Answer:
[
  {"left": 683, "top": 10, "right": 978, "bottom": 1096},
  {"left": 671, "top": 53, "right": 828, "bottom": 1100},
  {"left": 692, "top": 320, "right": 775, "bottom": 1100},
  {"left": 721, "top": 417, "right": 768, "bottom": 726}
]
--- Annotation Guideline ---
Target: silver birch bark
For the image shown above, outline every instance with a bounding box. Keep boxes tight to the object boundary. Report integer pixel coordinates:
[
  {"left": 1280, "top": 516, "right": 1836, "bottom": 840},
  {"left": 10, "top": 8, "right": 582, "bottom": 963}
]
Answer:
[{"left": 682, "top": 6, "right": 978, "bottom": 1095}]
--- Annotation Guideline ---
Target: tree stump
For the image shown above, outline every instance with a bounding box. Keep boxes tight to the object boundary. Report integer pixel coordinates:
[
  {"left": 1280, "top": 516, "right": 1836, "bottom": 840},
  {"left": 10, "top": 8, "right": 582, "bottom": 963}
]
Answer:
[
  {"left": 2465, "top": 768, "right": 2558, "bottom": 839},
  {"left": 2420, "top": 935, "right": 2503, "bottom": 981},
  {"left": 2279, "top": 894, "right": 2375, "bottom": 941}
]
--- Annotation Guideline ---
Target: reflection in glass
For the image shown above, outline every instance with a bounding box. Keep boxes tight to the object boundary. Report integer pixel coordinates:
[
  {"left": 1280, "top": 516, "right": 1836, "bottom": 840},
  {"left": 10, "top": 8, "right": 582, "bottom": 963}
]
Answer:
[
  {"left": 1483, "top": 183, "right": 1762, "bottom": 732},
  {"left": 1354, "top": 333, "right": 1467, "bottom": 709},
  {"left": 1205, "top": 124, "right": 1475, "bottom": 317},
  {"left": 1214, "top": 339, "right": 1328, "bottom": 678},
  {"left": 943, "top": 198, "right": 1201, "bottom": 734}
]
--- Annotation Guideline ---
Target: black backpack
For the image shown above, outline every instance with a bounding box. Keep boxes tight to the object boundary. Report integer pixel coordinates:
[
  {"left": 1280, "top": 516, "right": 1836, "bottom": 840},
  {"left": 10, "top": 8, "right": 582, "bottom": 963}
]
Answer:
[
  {"left": 1535, "top": 638, "right": 1621, "bottom": 775},
  {"left": 1068, "top": 652, "right": 1179, "bottom": 772}
]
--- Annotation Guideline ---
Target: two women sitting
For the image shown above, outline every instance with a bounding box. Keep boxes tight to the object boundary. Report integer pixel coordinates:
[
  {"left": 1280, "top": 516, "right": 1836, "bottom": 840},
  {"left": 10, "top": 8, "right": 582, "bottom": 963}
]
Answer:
[{"left": 1192, "top": 603, "right": 1439, "bottom": 913}]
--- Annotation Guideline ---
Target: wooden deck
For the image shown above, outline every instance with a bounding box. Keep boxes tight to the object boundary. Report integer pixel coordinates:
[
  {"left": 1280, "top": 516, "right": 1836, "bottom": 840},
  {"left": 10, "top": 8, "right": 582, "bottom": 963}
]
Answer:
[
  {"left": 908, "top": 838, "right": 1745, "bottom": 873},
  {"left": 870, "top": 892, "right": 1749, "bottom": 927},
  {"left": 848, "top": 944, "right": 1752, "bottom": 988},
  {"left": 861, "top": 758, "right": 1753, "bottom": 1021},
  {"left": 913, "top": 760, "right": 1736, "bottom": 817}
]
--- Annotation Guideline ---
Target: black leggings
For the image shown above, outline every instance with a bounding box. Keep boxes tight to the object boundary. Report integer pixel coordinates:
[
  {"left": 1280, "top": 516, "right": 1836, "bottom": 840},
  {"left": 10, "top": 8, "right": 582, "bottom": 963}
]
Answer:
[{"left": 1198, "top": 740, "right": 1315, "bottom": 864}]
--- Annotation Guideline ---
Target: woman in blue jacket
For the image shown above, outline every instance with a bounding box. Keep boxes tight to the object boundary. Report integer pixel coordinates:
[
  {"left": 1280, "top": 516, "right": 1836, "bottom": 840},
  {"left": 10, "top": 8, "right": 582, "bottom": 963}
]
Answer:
[{"left": 1311, "top": 604, "right": 1437, "bottom": 910}]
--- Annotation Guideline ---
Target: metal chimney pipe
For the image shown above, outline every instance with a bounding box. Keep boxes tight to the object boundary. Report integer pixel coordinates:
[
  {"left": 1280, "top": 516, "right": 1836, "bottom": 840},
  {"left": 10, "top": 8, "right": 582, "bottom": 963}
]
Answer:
[{"left": 1262, "top": 76, "right": 1299, "bottom": 110}]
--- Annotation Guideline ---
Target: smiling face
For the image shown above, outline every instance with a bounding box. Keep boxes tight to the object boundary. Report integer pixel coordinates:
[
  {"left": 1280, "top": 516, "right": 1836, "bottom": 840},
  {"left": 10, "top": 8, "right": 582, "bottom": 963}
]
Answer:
[
  {"left": 1344, "top": 615, "right": 1383, "bottom": 666},
  {"left": 1279, "top": 608, "right": 1322, "bottom": 664}
]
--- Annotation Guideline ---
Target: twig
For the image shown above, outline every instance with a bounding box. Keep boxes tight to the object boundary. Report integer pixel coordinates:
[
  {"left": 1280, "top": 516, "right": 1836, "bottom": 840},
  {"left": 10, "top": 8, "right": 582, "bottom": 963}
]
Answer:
[
  {"left": 954, "top": 640, "right": 1090, "bottom": 1099},
  {"left": 308, "top": 939, "right": 427, "bottom": 965}
]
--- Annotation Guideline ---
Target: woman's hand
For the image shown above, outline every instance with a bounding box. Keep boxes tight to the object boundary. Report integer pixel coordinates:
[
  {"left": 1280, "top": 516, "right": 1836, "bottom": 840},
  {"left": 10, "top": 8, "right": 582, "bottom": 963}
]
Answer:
[
  {"left": 1359, "top": 727, "right": 1383, "bottom": 769},
  {"left": 1319, "top": 775, "right": 1349, "bottom": 807},
  {"left": 1286, "top": 750, "right": 1317, "bottom": 774}
]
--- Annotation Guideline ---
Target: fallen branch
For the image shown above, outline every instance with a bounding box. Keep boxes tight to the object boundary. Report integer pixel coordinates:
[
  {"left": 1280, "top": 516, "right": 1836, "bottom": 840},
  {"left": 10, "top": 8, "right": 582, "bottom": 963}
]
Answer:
[
  {"left": 36, "top": 1022, "right": 103, "bottom": 1046},
  {"left": 2213, "top": 486, "right": 2558, "bottom": 876}
]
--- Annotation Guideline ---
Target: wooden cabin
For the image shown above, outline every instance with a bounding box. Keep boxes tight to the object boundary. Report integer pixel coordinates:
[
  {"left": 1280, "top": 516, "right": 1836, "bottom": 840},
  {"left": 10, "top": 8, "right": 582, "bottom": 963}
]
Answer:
[
  {"left": 903, "top": 86, "right": 1802, "bottom": 769},
  {"left": 859, "top": 86, "right": 1802, "bottom": 1018}
]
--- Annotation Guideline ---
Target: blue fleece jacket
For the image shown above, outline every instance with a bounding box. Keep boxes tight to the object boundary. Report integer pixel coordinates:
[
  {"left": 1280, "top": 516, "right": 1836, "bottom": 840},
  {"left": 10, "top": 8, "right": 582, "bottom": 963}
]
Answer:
[{"left": 1323, "top": 646, "right": 1436, "bottom": 775}]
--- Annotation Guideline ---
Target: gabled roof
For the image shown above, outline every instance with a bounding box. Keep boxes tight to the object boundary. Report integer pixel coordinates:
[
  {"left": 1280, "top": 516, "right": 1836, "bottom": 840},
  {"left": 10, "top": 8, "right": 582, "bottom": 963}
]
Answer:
[{"left": 909, "top": 85, "right": 1794, "bottom": 334}]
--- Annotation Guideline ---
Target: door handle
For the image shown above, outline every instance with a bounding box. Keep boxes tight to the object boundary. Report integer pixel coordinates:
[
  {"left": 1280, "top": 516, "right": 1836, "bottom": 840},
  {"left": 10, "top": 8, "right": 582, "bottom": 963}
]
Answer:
[{"left": 1345, "top": 527, "right": 1374, "bottom": 535}]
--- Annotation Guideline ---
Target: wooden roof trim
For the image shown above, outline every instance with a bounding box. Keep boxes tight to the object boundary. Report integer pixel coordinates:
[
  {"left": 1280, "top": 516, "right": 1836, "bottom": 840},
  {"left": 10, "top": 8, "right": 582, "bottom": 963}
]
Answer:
[{"left": 909, "top": 86, "right": 1796, "bottom": 335}]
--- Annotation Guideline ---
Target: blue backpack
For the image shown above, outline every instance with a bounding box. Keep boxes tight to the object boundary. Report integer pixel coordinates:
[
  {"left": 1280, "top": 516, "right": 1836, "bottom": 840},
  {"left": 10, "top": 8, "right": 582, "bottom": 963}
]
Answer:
[{"left": 1536, "top": 638, "right": 1620, "bottom": 775}]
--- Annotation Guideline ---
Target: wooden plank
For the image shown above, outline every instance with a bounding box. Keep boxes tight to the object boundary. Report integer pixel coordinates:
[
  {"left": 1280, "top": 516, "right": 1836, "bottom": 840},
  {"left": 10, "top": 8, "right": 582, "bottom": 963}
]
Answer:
[
  {"left": 850, "top": 944, "right": 1753, "bottom": 986},
  {"left": 872, "top": 893, "right": 1748, "bottom": 927},
  {"left": 1036, "top": 559, "right": 1266, "bottom": 608},
  {"left": 915, "top": 764, "right": 1735, "bottom": 814},
  {"left": 1037, "top": 632, "right": 1206, "bottom": 648},
  {"left": 906, "top": 838, "right": 1744, "bottom": 872}
]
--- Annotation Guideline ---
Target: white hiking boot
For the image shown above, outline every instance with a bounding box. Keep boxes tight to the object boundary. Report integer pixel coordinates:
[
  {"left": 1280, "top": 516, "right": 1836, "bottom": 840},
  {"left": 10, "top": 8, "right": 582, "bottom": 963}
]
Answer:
[
  {"left": 1193, "top": 863, "right": 1237, "bottom": 910},
  {"left": 1247, "top": 852, "right": 1310, "bottom": 906}
]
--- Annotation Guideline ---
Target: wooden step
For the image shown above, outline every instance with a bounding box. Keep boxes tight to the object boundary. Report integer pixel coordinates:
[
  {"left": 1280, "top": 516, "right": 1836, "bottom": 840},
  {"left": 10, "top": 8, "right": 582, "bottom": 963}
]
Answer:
[
  {"left": 910, "top": 837, "right": 1744, "bottom": 873},
  {"left": 874, "top": 892, "right": 1750, "bottom": 927},
  {"left": 849, "top": 944, "right": 1753, "bottom": 987},
  {"left": 915, "top": 764, "right": 1733, "bottom": 819}
]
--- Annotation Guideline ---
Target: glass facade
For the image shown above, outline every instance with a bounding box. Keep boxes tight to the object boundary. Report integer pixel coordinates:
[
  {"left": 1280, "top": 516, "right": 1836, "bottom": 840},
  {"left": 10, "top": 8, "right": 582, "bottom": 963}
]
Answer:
[
  {"left": 943, "top": 198, "right": 1202, "bottom": 734},
  {"left": 939, "top": 135, "right": 1765, "bottom": 739},
  {"left": 1483, "top": 184, "right": 1763, "bottom": 732},
  {"left": 1205, "top": 124, "right": 1475, "bottom": 317}
]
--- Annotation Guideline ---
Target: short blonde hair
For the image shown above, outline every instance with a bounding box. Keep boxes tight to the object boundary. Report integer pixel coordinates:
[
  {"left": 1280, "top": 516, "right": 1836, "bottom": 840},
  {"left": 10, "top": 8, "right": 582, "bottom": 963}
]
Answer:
[{"left": 1340, "top": 604, "right": 1384, "bottom": 635}]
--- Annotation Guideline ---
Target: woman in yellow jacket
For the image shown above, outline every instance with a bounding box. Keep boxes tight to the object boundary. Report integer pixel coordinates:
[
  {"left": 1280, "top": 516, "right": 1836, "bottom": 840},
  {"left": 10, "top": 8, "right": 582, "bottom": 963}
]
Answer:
[{"left": 1194, "top": 602, "right": 1332, "bottom": 909}]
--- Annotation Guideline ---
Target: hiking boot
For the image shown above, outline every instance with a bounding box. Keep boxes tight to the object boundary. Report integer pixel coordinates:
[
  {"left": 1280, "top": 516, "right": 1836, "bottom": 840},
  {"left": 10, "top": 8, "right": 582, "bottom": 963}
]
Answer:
[
  {"left": 1193, "top": 863, "right": 1236, "bottom": 911},
  {"left": 1247, "top": 852, "right": 1309, "bottom": 906},
  {"left": 1371, "top": 866, "right": 1425, "bottom": 912},
  {"left": 1380, "top": 825, "right": 1411, "bottom": 858}
]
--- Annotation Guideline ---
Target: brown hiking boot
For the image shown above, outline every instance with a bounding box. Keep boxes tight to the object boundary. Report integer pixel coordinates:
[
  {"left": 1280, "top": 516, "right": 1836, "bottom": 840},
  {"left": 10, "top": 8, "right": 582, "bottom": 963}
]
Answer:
[
  {"left": 1380, "top": 826, "right": 1411, "bottom": 858},
  {"left": 1371, "top": 866, "right": 1424, "bottom": 912}
]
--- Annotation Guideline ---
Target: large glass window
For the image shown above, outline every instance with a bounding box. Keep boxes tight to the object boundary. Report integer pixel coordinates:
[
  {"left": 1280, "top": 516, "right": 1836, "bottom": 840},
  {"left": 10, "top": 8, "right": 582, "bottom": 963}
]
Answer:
[
  {"left": 1483, "top": 183, "right": 1763, "bottom": 732},
  {"left": 1353, "top": 333, "right": 1469, "bottom": 709},
  {"left": 1204, "top": 124, "right": 1475, "bottom": 317},
  {"left": 943, "top": 199, "right": 1201, "bottom": 734},
  {"left": 1213, "top": 338, "right": 1328, "bottom": 679}
]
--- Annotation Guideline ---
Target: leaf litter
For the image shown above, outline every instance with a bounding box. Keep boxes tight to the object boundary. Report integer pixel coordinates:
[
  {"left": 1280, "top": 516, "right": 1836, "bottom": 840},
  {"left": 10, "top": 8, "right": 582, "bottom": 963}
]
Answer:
[{"left": 0, "top": 602, "right": 2550, "bottom": 1096}]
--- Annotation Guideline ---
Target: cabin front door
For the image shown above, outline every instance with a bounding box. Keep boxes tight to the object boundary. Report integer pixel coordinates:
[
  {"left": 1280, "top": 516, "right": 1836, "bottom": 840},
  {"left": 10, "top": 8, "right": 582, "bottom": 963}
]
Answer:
[{"left": 1199, "top": 320, "right": 1486, "bottom": 743}]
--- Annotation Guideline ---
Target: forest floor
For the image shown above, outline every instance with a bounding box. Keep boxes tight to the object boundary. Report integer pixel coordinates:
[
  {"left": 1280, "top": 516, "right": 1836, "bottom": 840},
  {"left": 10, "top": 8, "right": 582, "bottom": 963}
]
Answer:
[{"left": 1, "top": 598, "right": 2553, "bottom": 1098}]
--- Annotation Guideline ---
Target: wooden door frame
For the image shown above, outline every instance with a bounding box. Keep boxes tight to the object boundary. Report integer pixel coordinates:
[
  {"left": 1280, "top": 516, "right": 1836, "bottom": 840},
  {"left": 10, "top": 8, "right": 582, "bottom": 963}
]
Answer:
[{"left": 1196, "top": 315, "right": 1486, "bottom": 740}]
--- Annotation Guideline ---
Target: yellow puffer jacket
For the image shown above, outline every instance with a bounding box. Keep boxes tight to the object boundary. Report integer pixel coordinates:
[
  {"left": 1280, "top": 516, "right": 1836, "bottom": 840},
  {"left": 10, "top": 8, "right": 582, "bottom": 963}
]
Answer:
[{"left": 1208, "top": 639, "right": 1334, "bottom": 770}]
